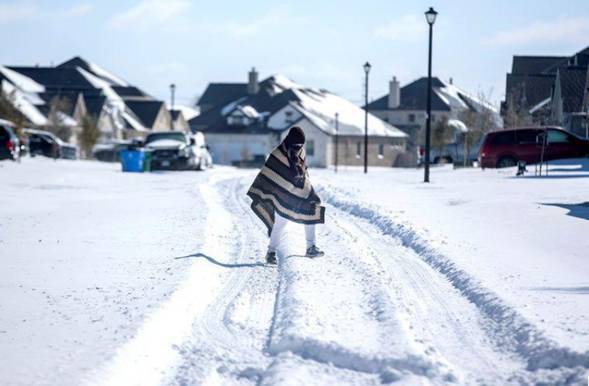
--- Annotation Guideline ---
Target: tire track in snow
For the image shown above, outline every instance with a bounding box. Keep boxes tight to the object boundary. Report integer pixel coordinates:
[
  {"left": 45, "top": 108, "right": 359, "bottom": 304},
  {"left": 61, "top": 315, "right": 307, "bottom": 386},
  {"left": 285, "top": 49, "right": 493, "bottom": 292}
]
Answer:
[
  {"left": 173, "top": 176, "right": 278, "bottom": 385},
  {"left": 328, "top": 208, "right": 519, "bottom": 384},
  {"left": 318, "top": 186, "right": 589, "bottom": 381},
  {"left": 85, "top": 173, "right": 248, "bottom": 386}
]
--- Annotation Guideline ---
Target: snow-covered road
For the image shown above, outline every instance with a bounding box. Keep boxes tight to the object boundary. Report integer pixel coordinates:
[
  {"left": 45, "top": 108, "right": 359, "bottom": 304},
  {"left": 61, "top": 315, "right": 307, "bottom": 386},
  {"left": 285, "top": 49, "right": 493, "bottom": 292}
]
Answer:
[{"left": 1, "top": 158, "right": 588, "bottom": 385}]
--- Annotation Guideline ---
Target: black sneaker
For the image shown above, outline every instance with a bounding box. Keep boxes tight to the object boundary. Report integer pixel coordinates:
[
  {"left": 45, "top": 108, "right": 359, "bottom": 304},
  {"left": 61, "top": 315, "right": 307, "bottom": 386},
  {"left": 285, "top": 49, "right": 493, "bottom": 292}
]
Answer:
[
  {"left": 266, "top": 251, "right": 277, "bottom": 265},
  {"left": 306, "top": 245, "right": 325, "bottom": 258}
]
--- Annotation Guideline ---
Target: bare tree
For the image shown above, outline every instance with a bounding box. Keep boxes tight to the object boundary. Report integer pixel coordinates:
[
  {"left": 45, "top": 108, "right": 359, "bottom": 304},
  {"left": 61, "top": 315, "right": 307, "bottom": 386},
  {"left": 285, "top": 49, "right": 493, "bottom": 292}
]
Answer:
[
  {"left": 459, "top": 91, "right": 500, "bottom": 166},
  {"left": 79, "top": 114, "right": 101, "bottom": 159},
  {"left": 503, "top": 85, "right": 531, "bottom": 128},
  {"left": 46, "top": 96, "right": 72, "bottom": 142},
  {"left": 431, "top": 117, "right": 450, "bottom": 154}
]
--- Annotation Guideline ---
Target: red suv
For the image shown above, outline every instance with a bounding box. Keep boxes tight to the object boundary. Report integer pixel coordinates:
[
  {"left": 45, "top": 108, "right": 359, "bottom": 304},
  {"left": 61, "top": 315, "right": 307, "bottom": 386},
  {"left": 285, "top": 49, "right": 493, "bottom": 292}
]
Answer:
[{"left": 478, "top": 126, "right": 589, "bottom": 168}]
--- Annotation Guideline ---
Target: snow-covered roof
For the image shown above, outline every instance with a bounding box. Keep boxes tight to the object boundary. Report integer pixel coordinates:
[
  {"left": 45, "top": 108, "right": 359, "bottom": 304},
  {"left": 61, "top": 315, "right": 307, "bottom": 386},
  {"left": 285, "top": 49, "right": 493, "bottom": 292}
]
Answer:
[
  {"left": 171, "top": 104, "right": 200, "bottom": 121},
  {"left": 0, "top": 65, "right": 45, "bottom": 93},
  {"left": 291, "top": 88, "right": 407, "bottom": 138},
  {"left": 1, "top": 80, "right": 48, "bottom": 125},
  {"left": 77, "top": 67, "right": 124, "bottom": 107},
  {"left": 529, "top": 97, "right": 551, "bottom": 114},
  {"left": 436, "top": 83, "right": 498, "bottom": 114},
  {"left": 58, "top": 56, "right": 129, "bottom": 87},
  {"left": 447, "top": 118, "right": 468, "bottom": 133},
  {"left": 122, "top": 110, "right": 147, "bottom": 132},
  {"left": 237, "top": 105, "right": 260, "bottom": 119}
]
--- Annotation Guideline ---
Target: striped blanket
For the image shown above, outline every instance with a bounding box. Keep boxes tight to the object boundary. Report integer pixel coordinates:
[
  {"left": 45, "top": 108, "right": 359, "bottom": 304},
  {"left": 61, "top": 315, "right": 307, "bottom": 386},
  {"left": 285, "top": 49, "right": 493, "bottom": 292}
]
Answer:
[{"left": 247, "top": 145, "right": 325, "bottom": 235}]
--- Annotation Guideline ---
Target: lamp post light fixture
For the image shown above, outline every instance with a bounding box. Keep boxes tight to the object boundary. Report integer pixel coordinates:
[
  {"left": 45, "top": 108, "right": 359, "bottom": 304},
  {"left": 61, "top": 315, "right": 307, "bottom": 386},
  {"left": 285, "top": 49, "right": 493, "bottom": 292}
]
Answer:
[
  {"left": 423, "top": 7, "right": 437, "bottom": 183},
  {"left": 169, "top": 83, "right": 176, "bottom": 131},
  {"left": 363, "top": 61, "right": 371, "bottom": 174}
]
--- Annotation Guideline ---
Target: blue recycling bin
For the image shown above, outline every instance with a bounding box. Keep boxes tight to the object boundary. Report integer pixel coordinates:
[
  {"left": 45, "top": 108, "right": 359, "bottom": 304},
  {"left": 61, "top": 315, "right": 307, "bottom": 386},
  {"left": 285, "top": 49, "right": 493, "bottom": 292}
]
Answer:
[{"left": 120, "top": 149, "right": 145, "bottom": 172}]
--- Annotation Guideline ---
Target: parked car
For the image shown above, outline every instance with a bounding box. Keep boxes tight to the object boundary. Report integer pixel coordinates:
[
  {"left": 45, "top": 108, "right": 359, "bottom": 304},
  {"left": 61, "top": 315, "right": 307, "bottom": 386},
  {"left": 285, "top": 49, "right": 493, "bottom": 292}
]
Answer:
[
  {"left": 478, "top": 126, "right": 589, "bottom": 168},
  {"left": 418, "top": 141, "right": 482, "bottom": 166},
  {"left": 144, "top": 131, "right": 211, "bottom": 170},
  {"left": 23, "top": 129, "right": 78, "bottom": 160},
  {"left": 93, "top": 141, "right": 132, "bottom": 162},
  {"left": 0, "top": 119, "right": 21, "bottom": 161}
]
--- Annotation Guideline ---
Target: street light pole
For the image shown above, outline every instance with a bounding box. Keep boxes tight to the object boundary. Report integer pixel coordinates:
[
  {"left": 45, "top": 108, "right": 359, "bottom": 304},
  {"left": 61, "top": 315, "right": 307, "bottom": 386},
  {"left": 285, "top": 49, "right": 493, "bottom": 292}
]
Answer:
[
  {"left": 335, "top": 112, "right": 339, "bottom": 173},
  {"left": 170, "top": 83, "right": 176, "bottom": 131},
  {"left": 363, "top": 62, "right": 371, "bottom": 174},
  {"left": 424, "top": 7, "right": 437, "bottom": 183}
]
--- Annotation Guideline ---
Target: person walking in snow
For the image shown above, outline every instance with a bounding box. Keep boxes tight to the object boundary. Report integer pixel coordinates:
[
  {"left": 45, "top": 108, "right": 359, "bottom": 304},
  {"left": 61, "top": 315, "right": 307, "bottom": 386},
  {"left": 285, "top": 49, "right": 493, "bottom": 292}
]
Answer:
[{"left": 247, "top": 126, "right": 325, "bottom": 265}]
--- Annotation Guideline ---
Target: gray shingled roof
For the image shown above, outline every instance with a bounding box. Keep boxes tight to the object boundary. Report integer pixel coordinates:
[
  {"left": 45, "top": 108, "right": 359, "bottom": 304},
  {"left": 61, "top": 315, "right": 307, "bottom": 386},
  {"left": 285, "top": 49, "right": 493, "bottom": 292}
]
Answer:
[
  {"left": 365, "top": 77, "right": 451, "bottom": 111},
  {"left": 505, "top": 73, "right": 555, "bottom": 108},
  {"left": 511, "top": 56, "right": 567, "bottom": 75},
  {"left": 125, "top": 100, "right": 165, "bottom": 127},
  {"left": 189, "top": 79, "right": 298, "bottom": 134},
  {"left": 197, "top": 83, "right": 247, "bottom": 107},
  {"left": 7, "top": 66, "right": 94, "bottom": 91},
  {"left": 558, "top": 67, "right": 589, "bottom": 113}
]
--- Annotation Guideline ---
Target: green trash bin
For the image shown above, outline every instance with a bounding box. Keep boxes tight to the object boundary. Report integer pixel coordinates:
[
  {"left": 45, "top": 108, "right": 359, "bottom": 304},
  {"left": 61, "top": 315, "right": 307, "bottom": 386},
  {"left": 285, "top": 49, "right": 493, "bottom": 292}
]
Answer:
[{"left": 143, "top": 149, "right": 152, "bottom": 172}]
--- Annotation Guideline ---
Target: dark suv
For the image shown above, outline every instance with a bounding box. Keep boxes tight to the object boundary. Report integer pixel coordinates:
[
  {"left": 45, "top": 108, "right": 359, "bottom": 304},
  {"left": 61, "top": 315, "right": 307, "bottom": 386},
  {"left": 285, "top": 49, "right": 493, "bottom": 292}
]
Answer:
[
  {"left": 0, "top": 120, "right": 21, "bottom": 161},
  {"left": 478, "top": 126, "right": 589, "bottom": 168}
]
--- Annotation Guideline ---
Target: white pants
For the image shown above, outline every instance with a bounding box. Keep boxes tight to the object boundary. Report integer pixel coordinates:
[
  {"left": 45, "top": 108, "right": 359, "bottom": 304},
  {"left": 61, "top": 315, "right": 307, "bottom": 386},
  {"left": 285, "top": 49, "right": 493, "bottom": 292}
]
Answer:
[{"left": 268, "top": 213, "right": 316, "bottom": 253}]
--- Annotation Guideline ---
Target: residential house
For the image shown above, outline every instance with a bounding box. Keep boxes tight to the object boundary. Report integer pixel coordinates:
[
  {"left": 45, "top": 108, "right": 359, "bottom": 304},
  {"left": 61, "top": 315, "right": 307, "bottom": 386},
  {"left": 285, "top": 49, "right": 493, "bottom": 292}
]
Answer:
[
  {"left": 190, "top": 68, "right": 408, "bottom": 167},
  {"left": 0, "top": 56, "right": 174, "bottom": 147},
  {"left": 366, "top": 76, "right": 499, "bottom": 164},
  {"left": 170, "top": 109, "right": 191, "bottom": 132},
  {"left": 502, "top": 46, "right": 589, "bottom": 136}
]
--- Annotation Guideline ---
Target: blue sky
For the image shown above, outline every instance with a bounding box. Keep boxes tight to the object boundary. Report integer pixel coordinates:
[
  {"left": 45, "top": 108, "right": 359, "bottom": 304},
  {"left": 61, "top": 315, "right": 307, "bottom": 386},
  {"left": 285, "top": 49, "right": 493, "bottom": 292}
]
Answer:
[{"left": 1, "top": 0, "right": 588, "bottom": 107}]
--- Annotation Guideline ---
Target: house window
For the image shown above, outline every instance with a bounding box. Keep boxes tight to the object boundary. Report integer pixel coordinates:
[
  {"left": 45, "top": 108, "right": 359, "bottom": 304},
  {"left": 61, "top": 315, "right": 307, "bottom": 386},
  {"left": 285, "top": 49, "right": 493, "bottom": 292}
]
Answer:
[
  {"left": 378, "top": 143, "right": 384, "bottom": 158},
  {"left": 408, "top": 113, "right": 416, "bottom": 123},
  {"left": 306, "top": 139, "right": 315, "bottom": 156},
  {"left": 356, "top": 142, "right": 361, "bottom": 158}
]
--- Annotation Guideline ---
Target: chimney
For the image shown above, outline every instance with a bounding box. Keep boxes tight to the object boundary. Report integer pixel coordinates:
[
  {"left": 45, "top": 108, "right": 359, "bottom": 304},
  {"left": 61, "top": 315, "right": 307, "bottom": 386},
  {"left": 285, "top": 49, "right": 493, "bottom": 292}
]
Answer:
[
  {"left": 449, "top": 77, "right": 453, "bottom": 85},
  {"left": 248, "top": 67, "right": 259, "bottom": 95},
  {"left": 388, "top": 76, "right": 400, "bottom": 109}
]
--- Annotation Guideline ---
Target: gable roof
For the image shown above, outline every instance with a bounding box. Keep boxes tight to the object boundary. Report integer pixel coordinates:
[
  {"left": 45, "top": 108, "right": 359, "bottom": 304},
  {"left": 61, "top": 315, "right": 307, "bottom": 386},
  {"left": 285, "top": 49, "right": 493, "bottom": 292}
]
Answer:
[
  {"left": 505, "top": 73, "right": 556, "bottom": 108},
  {"left": 112, "top": 85, "right": 153, "bottom": 99},
  {"left": 125, "top": 100, "right": 165, "bottom": 127},
  {"left": 511, "top": 56, "right": 568, "bottom": 75},
  {"left": 557, "top": 67, "right": 589, "bottom": 113},
  {"left": 366, "top": 77, "right": 455, "bottom": 112},
  {"left": 190, "top": 74, "right": 407, "bottom": 138},
  {"left": 83, "top": 94, "right": 107, "bottom": 118},
  {"left": 7, "top": 66, "right": 95, "bottom": 91},
  {"left": 197, "top": 83, "right": 247, "bottom": 107},
  {"left": 57, "top": 56, "right": 129, "bottom": 86}
]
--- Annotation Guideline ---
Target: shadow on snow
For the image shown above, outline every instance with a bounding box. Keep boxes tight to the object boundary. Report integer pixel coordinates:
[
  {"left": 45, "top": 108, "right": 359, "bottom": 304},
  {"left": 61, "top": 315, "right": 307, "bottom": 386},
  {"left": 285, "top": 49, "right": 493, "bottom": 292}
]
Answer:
[{"left": 174, "top": 252, "right": 266, "bottom": 268}]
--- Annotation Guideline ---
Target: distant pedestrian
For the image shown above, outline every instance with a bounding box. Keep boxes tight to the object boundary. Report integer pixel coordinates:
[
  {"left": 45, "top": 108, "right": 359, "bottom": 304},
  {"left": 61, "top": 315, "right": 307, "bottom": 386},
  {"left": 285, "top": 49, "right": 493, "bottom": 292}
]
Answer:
[{"left": 247, "top": 126, "right": 325, "bottom": 265}]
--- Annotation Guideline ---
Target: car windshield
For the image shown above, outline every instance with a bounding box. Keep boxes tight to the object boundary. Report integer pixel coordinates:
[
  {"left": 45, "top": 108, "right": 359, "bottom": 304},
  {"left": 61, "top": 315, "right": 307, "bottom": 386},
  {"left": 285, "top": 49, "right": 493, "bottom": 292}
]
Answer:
[{"left": 145, "top": 132, "right": 186, "bottom": 144}]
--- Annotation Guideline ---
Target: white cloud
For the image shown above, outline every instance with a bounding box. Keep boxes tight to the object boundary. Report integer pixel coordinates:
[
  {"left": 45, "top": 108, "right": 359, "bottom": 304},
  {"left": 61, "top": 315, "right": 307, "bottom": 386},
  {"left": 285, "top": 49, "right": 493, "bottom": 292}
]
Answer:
[
  {"left": 0, "top": 3, "right": 37, "bottom": 24},
  {"left": 109, "top": 0, "right": 191, "bottom": 28},
  {"left": 61, "top": 3, "right": 93, "bottom": 19},
  {"left": 200, "top": 9, "right": 304, "bottom": 37},
  {"left": 0, "top": 2, "right": 93, "bottom": 24},
  {"left": 485, "top": 17, "right": 589, "bottom": 46},
  {"left": 373, "top": 14, "right": 427, "bottom": 41}
]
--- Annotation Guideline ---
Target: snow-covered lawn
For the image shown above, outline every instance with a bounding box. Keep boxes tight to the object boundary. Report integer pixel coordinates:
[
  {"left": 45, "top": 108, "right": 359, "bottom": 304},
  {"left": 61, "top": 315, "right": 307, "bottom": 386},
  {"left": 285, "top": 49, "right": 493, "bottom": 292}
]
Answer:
[{"left": 0, "top": 157, "right": 587, "bottom": 385}]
